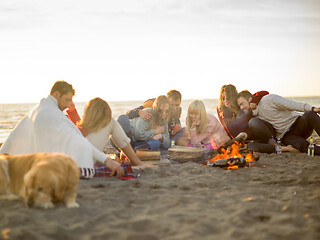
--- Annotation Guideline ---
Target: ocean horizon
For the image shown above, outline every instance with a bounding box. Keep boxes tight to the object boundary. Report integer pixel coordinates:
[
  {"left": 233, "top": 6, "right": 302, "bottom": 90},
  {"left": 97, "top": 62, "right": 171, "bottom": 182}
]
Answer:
[{"left": 1, "top": 96, "right": 320, "bottom": 143}]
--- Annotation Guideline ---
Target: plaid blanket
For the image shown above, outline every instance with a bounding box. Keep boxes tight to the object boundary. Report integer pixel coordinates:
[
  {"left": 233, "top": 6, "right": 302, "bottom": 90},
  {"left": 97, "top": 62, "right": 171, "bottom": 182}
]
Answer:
[{"left": 80, "top": 164, "right": 138, "bottom": 180}]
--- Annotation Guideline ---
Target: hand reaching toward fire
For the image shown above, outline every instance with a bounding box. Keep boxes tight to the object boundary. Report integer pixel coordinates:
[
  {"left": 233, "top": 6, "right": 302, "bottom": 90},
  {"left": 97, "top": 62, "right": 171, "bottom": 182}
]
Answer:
[{"left": 104, "top": 157, "right": 124, "bottom": 178}]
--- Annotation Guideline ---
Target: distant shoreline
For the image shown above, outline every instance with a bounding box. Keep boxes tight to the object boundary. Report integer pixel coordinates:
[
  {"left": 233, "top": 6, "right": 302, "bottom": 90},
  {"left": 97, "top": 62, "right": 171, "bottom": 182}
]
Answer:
[{"left": 1, "top": 96, "right": 320, "bottom": 105}]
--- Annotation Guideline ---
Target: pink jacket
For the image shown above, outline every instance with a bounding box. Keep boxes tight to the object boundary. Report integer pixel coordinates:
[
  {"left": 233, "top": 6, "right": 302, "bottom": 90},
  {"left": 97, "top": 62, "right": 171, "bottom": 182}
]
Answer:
[{"left": 189, "top": 113, "right": 230, "bottom": 146}]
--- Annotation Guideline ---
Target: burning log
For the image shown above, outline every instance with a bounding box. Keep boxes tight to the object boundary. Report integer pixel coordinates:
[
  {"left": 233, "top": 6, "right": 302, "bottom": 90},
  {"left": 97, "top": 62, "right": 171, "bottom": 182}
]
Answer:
[
  {"left": 218, "top": 132, "right": 247, "bottom": 153},
  {"left": 208, "top": 141, "right": 257, "bottom": 169},
  {"left": 207, "top": 157, "right": 246, "bottom": 168}
]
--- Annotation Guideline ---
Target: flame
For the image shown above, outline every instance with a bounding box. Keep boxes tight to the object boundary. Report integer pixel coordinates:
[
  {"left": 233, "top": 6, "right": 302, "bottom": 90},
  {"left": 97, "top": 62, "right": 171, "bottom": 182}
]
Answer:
[
  {"left": 212, "top": 141, "right": 242, "bottom": 160},
  {"left": 209, "top": 141, "right": 255, "bottom": 169},
  {"left": 210, "top": 138, "right": 219, "bottom": 149},
  {"left": 226, "top": 165, "right": 239, "bottom": 170},
  {"left": 245, "top": 153, "right": 254, "bottom": 163}
]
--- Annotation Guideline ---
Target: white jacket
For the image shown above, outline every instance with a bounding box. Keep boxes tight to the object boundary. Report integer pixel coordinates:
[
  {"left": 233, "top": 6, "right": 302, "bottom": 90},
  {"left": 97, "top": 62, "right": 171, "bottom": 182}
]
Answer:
[{"left": 0, "top": 95, "right": 108, "bottom": 177}]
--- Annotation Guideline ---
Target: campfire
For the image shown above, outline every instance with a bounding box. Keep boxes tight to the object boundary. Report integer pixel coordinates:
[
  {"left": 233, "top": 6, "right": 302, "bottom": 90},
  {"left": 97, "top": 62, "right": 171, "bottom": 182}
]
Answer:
[{"left": 207, "top": 141, "right": 257, "bottom": 170}]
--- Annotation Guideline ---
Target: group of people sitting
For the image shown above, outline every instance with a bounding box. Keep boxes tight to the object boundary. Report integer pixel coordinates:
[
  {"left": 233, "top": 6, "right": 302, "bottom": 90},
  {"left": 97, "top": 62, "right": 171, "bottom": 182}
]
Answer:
[{"left": 0, "top": 81, "right": 319, "bottom": 179}]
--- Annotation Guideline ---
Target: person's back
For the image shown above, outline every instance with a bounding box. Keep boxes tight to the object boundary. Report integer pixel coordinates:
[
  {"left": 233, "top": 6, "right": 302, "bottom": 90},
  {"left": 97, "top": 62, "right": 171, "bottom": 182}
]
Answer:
[
  {"left": 130, "top": 108, "right": 156, "bottom": 141},
  {"left": 0, "top": 81, "right": 76, "bottom": 155}
]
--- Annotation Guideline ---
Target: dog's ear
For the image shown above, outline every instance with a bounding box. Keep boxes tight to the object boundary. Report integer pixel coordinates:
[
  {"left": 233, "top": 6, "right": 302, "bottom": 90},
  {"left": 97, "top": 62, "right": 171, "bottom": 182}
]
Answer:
[
  {"left": 50, "top": 172, "right": 66, "bottom": 202},
  {"left": 0, "top": 158, "right": 10, "bottom": 194},
  {"left": 23, "top": 169, "right": 35, "bottom": 199},
  {"left": 23, "top": 169, "right": 34, "bottom": 186}
]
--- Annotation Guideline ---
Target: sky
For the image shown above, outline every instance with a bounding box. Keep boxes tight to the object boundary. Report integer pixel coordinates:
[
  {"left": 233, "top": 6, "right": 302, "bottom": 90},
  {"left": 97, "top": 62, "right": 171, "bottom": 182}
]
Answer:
[{"left": 0, "top": 0, "right": 320, "bottom": 103}]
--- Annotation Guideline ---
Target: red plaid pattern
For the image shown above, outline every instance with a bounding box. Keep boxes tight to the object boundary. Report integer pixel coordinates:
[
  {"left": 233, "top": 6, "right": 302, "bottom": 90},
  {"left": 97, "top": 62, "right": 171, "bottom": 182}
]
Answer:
[{"left": 80, "top": 164, "right": 137, "bottom": 180}]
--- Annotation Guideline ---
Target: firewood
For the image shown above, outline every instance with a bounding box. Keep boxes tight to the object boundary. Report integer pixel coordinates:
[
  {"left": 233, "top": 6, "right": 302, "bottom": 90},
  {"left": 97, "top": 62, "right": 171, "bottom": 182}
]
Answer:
[
  {"left": 218, "top": 132, "right": 247, "bottom": 153},
  {"left": 167, "top": 146, "right": 216, "bottom": 163},
  {"left": 136, "top": 149, "right": 161, "bottom": 161}
]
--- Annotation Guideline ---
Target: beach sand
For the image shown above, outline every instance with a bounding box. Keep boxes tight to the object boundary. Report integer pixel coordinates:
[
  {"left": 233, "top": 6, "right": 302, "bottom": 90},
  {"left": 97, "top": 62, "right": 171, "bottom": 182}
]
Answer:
[{"left": 1, "top": 152, "right": 320, "bottom": 240}]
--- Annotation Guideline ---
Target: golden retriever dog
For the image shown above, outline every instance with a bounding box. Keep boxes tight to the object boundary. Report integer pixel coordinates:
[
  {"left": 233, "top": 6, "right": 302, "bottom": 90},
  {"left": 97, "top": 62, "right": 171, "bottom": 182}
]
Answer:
[{"left": 0, "top": 152, "right": 80, "bottom": 209}]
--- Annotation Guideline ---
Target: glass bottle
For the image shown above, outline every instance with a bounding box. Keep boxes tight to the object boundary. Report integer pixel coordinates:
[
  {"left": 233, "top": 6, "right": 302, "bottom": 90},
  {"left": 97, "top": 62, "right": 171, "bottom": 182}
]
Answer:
[
  {"left": 275, "top": 138, "right": 282, "bottom": 155},
  {"left": 308, "top": 138, "right": 314, "bottom": 157}
]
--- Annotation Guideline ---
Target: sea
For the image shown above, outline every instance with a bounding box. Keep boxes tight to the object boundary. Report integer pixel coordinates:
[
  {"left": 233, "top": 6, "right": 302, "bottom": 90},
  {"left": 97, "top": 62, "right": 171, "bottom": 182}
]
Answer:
[{"left": 1, "top": 97, "right": 320, "bottom": 144}]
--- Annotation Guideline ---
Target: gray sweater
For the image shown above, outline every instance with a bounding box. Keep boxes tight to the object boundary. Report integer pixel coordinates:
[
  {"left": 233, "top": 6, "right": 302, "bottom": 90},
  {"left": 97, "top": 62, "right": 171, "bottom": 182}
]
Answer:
[
  {"left": 130, "top": 108, "right": 171, "bottom": 150},
  {"left": 252, "top": 94, "right": 313, "bottom": 139}
]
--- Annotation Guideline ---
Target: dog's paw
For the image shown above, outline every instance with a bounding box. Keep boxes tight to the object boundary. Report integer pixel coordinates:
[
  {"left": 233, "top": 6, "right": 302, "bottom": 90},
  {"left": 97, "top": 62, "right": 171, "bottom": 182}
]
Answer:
[
  {"left": 41, "top": 202, "right": 54, "bottom": 209},
  {"left": 0, "top": 193, "right": 19, "bottom": 200},
  {"left": 66, "top": 201, "right": 79, "bottom": 208}
]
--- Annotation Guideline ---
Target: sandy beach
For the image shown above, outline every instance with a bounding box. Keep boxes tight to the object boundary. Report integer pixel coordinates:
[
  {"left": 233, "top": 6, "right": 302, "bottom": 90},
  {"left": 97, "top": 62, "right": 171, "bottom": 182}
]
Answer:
[{"left": 1, "top": 151, "right": 320, "bottom": 240}]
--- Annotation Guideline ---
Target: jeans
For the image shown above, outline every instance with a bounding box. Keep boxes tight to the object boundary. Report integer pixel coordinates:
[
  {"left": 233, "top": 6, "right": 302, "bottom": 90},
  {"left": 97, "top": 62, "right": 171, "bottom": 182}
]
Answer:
[
  {"left": 249, "top": 117, "right": 276, "bottom": 143},
  {"left": 282, "top": 111, "right": 320, "bottom": 155},
  {"left": 117, "top": 114, "right": 163, "bottom": 151},
  {"left": 247, "top": 117, "right": 277, "bottom": 153},
  {"left": 134, "top": 139, "right": 161, "bottom": 151},
  {"left": 171, "top": 127, "right": 187, "bottom": 143},
  {"left": 117, "top": 115, "right": 132, "bottom": 137}
]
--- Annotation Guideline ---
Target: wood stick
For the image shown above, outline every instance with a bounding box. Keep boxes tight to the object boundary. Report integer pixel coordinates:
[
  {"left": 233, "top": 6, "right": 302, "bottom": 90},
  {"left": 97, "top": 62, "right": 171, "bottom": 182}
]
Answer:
[
  {"left": 135, "top": 149, "right": 161, "bottom": 161},
  {"left": 218, "top": 132, "right": 248, "bottom": 153}
]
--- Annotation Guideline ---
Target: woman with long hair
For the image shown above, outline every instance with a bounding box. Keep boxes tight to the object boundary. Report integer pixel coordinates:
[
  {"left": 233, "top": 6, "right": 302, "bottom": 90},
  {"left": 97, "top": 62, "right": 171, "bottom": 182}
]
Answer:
[
  {"left": 178, "top": 100, "right": 230, "bottom": 149},
  {"left": 217, "top": 84, "right": 239, "bottom": 123},
  {"left": 217, "top": 84, "right": 252, "bottom": 139},
  {"left": 67, "top": 97, "right": 146, "bottom": 169},
  {"left": 130, "top": 95, "right": 171, "bottom": 150}
]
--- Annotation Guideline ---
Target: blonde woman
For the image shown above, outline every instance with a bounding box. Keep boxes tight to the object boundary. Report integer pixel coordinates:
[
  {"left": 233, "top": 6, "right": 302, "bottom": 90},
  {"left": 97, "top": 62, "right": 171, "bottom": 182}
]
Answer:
[
  {"left": 178, "top": 100, "right": 230, "bottom": 149},
  {"left": 130, "top": 95, "right": 171, "bottom": 150},
  {"left": 67, "top": 97, "right": 145, "bottom": 168}
]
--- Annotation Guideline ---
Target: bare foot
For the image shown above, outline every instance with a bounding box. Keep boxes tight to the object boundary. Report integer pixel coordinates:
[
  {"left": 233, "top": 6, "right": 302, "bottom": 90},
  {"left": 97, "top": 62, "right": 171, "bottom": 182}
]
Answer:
[{"left": 282, "top": 145, "right": 300, "bottom": 153}]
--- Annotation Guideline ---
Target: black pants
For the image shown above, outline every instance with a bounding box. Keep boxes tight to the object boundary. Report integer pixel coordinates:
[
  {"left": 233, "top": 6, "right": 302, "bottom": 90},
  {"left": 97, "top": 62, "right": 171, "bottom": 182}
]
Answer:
[
  {"left": 282, "top": 111, "right": 320, "bottom": 155},
  {"left": 247, "top": 117, "right": 277, "bottom": 154}
]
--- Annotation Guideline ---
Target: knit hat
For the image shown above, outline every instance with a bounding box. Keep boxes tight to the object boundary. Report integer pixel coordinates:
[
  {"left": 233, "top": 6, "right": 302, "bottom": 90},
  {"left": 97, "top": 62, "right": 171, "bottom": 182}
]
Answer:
[{"left": 250, "top": 91, "right": 269, "bottom": 105}]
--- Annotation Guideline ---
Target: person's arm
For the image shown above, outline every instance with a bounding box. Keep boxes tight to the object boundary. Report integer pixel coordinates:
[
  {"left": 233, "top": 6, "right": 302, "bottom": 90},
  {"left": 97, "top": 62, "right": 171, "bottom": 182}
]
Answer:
[
  {"left": 161, "top": 125, "right": 171, "bottom": 149},
  {"left": 126, "top": 105, "right": 144, "bottom": 119},
  {"left": 109, "top": 118, "right": 131, "bottom": 149},
  {"left": 91, "top": 144, "right": 124, "bottom": 178},
  {"left": 176, "top": 107, "right": 182, "bottom": 125},
  {"left": 127, "top": 99, "right": 155, "bottom": 120},
  {"left": 132, "top": 116, "right": 156, "bottom": 141},
  {"left": 207, "top": 114, "right": 231, "bottom": 145},
  {"left": 108, "top": 118, "right": 149, "bottom": 166},
  {"left": 169, "top": 108, "right": 182, "bottom": 135},
  {"left": 189, "top": 128, "right": 210, "bottom": 145},
  {"left": 121, "top": 144, "right": 145, "bottom": 166},
  {"left": 271, "top": 94, "right": 313, "bottom": 112},
  {"left": 66, "top": 102, "right": 81, "bottom": 125}
]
